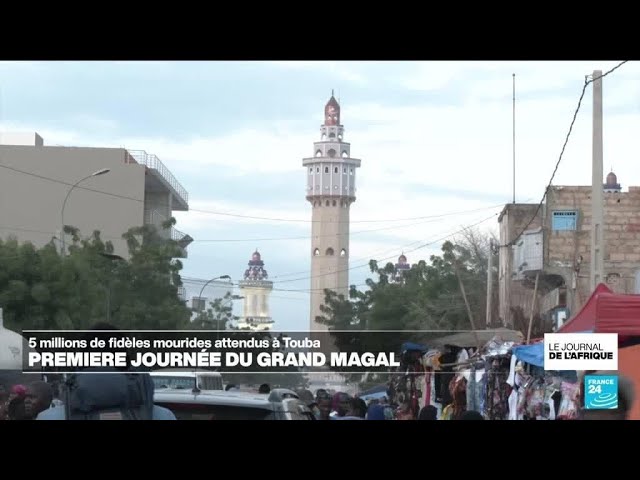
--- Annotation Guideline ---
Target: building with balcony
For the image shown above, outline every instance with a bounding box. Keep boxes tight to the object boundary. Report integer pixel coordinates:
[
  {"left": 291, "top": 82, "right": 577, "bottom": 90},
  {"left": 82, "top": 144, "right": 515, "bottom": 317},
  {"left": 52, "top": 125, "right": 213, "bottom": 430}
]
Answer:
[
  {"left": 498, "top": 171, "right": 640, "bottom": 331},
  {"left": 0, "top": 132, "right": 192, "bottom": 259}
]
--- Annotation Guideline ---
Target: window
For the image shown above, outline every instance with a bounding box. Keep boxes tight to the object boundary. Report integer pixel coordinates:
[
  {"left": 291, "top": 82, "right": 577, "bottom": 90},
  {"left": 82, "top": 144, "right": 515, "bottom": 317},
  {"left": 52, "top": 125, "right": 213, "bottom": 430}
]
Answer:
[
  {"left": 309, "top": 167, "right": 313, "bottom": 173},
  {"left": 343, "top": 167, "right": 347, "bottom": 174},
  {"left": 332, "top": 200, "right": 337, "bottom": 206},
  {"left": 342, "top": 151, "right": 348, "bottom": 157},
  {"left": 316, "top": 167, "right": 320, "bottom": 173},
  {"left": 324, "top": 166, "right": 329, "bottom": 174},
  {"left": 155, "top": 403, "right": 274, "bottom": 421},
  {"left": 552, "top": 211, "right": 578, "bottom": 231},
  {"left": 325, "top": 200, "right": 330, "bottom": 206},
  {"left": 314, "top": 248, "right": 320, "bottom": 256},
  {"left": 350, "top": 168, "right": 353, "bottom": 175},
  {"left": 334, "top": 166, "right": 339, "bottom": 173},
  {"left": 152, "top": 376, "right": 198, "bottom": 390},
  {"left": 315, "top": 150, "right": 322, "bottom": 157},
  {"left": 329, "top": 132, "right": 336, "bottom": 138},
  {"left": 340, "top": 249, "right": 347, "bottom": 257},
  {"left": 328, "top": 149, "right": 336, "bottom": 158},
  {"left": 326, "top": 247, "right": 334, "bottom": 256}
]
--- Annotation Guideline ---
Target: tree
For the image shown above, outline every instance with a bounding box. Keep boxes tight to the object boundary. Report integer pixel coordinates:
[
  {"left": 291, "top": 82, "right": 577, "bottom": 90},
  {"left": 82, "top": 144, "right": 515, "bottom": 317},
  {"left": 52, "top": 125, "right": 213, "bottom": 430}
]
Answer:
[
  {"left": 316, "top": 227, "right": 500, "bottom": 386},
  {"left": 0, "top": 220, "right": 192, "bottom": 332},
  {"left": 190, "top": 292, "right": 239, "bottom": 330}
]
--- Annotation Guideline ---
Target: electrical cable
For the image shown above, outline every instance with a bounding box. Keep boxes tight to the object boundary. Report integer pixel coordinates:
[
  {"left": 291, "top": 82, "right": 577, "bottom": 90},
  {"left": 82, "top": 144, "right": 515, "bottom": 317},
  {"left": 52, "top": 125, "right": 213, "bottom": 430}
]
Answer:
[{"left": 498, "top": 61, "right": 628, "bottom": 250}]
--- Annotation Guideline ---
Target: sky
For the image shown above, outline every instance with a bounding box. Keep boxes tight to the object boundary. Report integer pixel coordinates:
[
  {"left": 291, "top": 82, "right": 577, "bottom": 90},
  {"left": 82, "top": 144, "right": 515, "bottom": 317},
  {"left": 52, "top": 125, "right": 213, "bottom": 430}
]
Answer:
[{"left": 1, "top": 60, "right": 638, "bottom": 332}]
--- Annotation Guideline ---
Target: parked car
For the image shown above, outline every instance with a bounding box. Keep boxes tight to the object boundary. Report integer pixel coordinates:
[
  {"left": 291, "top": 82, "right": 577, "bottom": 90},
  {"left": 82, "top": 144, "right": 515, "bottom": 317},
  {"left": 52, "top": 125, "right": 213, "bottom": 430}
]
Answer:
[
  {"left": 150, "top": 369, "right": 223, "bottom": 392},
  {"left": 154, "top": 388, "right": 315, "bottom": 420}
]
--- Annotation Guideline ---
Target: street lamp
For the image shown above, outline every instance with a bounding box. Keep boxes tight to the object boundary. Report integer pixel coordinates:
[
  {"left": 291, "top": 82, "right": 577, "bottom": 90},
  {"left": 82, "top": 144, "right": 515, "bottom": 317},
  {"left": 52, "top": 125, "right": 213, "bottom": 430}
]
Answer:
[
  {"left": 99, "top": 252, "right": 125, "bottom": 325},
  {"left": 60, "top": 168, "right": 111, "bottom": 255},
  {"left": 197, "top": 275, "right": 232, "bottom": 309}
]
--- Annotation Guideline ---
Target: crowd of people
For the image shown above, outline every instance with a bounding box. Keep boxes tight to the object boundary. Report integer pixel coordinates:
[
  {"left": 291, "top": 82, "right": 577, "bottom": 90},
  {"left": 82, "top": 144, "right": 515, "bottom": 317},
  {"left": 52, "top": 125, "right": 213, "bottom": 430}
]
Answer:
[
  {"left": 300, "top": 389, "right": 484, "bottom": 420},
  {"left": 0, "top": 381, "right": 56, "bottom": 420}
]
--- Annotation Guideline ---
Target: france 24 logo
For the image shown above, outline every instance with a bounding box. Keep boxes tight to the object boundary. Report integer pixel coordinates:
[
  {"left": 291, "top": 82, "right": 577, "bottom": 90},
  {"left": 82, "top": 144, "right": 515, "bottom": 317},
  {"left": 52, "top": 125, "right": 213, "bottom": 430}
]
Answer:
[{"left": 584, "top": 375, "right": 618, "bottom": 410}]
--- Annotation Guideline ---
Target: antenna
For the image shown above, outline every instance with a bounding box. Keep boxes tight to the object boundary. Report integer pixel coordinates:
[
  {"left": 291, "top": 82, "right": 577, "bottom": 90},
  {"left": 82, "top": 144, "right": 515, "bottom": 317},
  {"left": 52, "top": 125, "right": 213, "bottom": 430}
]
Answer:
[{"left": 512, "top": 73, "right": 516, "bottom": 204}]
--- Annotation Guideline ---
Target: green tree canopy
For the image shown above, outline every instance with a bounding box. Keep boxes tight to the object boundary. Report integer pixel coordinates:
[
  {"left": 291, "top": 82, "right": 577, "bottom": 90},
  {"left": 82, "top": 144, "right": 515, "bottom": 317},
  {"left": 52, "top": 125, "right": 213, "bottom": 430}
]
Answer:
[
  {"left": 0, "top": 221, "right": 191, "bottom": 331},
  {"left": 316, "top": 228, "right": 502, "bottom": 386}
]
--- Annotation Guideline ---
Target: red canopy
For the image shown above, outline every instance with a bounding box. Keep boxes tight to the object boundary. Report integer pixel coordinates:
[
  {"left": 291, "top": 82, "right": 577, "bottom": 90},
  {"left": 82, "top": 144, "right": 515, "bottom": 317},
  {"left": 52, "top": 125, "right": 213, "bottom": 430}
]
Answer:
[
  {"left": 557, "top": 283, "right": 612, "bottom": 333},
  {"left": 595, "top": 292, "right": 640, "bottom": 335}
]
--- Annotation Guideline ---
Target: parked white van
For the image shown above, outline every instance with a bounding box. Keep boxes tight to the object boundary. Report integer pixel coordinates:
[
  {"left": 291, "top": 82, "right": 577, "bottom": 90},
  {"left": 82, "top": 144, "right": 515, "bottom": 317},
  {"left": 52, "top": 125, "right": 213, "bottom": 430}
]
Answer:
[{"left": 150, "top": 369, "right": 224, "bottom": 392}]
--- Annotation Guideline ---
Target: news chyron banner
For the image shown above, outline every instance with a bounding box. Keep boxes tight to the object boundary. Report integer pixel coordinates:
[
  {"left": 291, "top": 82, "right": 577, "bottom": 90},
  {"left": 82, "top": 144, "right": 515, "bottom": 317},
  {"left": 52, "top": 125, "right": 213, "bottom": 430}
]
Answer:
[
  {"left": 544, "top": 332, "right": 619, "bottom": 410},
  {"left": 22, "top": 330, "right": 411, "bottom": 375}
]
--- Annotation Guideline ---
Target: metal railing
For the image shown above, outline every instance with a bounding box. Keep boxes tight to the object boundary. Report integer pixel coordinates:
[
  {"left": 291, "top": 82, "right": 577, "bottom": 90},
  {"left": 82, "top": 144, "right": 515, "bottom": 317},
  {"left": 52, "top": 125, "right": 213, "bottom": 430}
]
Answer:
[
  {"left": 171, "top": 227, "right": 189, "bottom": 242},
  {"left": 144, "top": 209, "right": 167, "bottom": 227},
  {"left": 177, "top": 287, "right": 187, "bottom": 301},
  {"left": 128, "top": 149, "right": 189, "bottom": 205}
]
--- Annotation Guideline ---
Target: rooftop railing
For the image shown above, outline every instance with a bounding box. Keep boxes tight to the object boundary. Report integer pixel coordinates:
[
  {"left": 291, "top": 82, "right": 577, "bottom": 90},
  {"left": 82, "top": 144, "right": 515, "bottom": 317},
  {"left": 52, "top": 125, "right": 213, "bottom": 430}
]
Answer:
[{"left": 128, "top": 149, "right": 189, "bottom": 205}]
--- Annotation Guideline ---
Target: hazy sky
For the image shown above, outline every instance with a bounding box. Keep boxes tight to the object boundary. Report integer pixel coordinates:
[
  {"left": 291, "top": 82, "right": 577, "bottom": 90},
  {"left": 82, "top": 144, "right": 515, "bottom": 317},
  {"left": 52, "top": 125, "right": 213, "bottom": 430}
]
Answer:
[{"left": 0, "top": 60, "right": 638, "bottom": 331}]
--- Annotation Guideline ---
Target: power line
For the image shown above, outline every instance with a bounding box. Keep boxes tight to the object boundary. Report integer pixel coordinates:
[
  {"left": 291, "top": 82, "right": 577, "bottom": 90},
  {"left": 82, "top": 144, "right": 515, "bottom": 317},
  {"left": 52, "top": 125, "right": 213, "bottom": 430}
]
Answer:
[
  {"left": 498, "top": 61, "right": 629, "bottom": 250},
  {"left": 0, "top": 201, "right": 495, "bottom": 246},
  {"left": 267, "top": 213, "right": 499, "bottom": 287},
  {"left": 267, "top": 196, "right": 532, "bottom": 280},
  {"left": 0, "top": 159, "right": 505, "bottom": 229},
  {"left": 181, "top": 212, "right": 498, "bottom": 293},
  {"left": 192, "top": 204, "right": 500, "bottom": 242},
  {"left": 0, "top": 162, "right": 145, "bottom": 204},
  {"left": 188, "top": 203, "right": 505, "bottom": 224}
]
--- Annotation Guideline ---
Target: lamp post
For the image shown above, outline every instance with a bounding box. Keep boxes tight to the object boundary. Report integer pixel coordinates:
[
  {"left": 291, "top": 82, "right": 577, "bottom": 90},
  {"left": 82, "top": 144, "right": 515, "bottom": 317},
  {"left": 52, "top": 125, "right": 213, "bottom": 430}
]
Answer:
[
  {"left": 197, "top": 275, "right": 232, "bottom": 310},
  {"left": 198, "top": 275, "right": 232, "bottom": 311},
  {"left": 99, "top": 252, "right": 125, "bottom": 325},
  {"left": 60, "top": 168, "right": 111, "bottom": 255},
  {"left": 197, "top": 275, "right": 231, "bottom": 337}
]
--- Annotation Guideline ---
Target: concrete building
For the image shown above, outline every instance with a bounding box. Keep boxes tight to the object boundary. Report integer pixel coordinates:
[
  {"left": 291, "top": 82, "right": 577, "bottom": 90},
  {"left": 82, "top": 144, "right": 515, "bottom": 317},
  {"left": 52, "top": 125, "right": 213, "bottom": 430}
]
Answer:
[
  {"left": 0, "top": 132, "right": 192, "bottom": 259},
  {"left": 498, "top": 171, "right": 640, "bottom": 331},
  {"left": 302, "top": 94, "right": 361, "bottom": 331},
  {"left": 237, "top": 250, "right": 274, "bottom": 331}
]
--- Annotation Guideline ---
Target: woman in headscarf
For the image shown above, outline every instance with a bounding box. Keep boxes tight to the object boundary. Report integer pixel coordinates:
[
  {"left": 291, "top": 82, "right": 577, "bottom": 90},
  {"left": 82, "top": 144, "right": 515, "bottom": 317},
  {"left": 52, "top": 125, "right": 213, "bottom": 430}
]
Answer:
[{"left": 6, "top": 384, "right": 27, "bottom": 420}]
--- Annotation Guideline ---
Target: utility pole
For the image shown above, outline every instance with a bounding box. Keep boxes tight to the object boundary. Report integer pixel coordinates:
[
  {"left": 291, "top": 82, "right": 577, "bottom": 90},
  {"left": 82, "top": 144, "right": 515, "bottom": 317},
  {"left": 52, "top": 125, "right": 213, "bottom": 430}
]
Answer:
[
  {"left": 591, "top": 70, "right": 604, "bottom": 292},
  {"left": 485, "top": 239, "right": 493, "bottom": 328}
]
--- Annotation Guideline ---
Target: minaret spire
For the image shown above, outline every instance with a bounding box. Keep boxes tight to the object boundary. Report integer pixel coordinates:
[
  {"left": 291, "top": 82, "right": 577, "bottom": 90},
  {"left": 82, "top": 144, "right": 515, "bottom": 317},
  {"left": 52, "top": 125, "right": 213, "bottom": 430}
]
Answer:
[{"left": 302, "top": 95, "right": 362, "bottom": 335}]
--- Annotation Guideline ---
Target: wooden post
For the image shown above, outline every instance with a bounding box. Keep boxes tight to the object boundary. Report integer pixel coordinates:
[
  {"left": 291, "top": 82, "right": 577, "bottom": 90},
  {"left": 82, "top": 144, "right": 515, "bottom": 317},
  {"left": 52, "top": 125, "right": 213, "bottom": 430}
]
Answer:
[
  {"left": 526, "top": 273, "right": 540, "bottom": 343},
  {"left": 485, "top": 239, "right": 493, "bottom": 328},
  {"left": 455, "top": 265, "right": 482, "bottom": 351}
]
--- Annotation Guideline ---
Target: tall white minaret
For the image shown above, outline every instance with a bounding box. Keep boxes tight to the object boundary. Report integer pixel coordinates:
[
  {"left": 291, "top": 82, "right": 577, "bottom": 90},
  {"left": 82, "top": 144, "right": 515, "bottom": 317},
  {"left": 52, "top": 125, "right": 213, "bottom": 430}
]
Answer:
[
  {"left": 302, "top": 93, "right": 362, "bottom": 332},
  {"left": 237, "top": 250, "right": 274, "bottom": 331}
]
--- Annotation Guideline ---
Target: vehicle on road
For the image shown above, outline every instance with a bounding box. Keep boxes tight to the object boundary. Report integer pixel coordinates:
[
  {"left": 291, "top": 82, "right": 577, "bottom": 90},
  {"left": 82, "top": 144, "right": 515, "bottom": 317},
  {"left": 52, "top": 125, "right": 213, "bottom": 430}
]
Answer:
[
  {"left": 150, "top": 369, "right": 223, "bottom": 392},
  {"left": 154, "top": 388, "right": 314, "bottom": 420}
]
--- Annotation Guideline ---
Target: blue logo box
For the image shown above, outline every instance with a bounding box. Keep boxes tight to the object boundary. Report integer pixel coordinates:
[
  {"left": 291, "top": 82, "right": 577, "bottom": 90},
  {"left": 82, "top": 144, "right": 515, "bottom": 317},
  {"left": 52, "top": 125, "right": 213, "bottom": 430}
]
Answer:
[{"left": 584, "top": 375, "right": 618, "bottom": 410}]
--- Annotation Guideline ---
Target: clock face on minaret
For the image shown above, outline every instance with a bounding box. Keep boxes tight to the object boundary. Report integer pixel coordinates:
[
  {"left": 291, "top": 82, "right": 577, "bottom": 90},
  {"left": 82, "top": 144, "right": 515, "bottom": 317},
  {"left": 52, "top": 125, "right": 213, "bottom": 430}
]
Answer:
[{"left": 324, "top": 95, "right": 340, "bottom": 126}]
